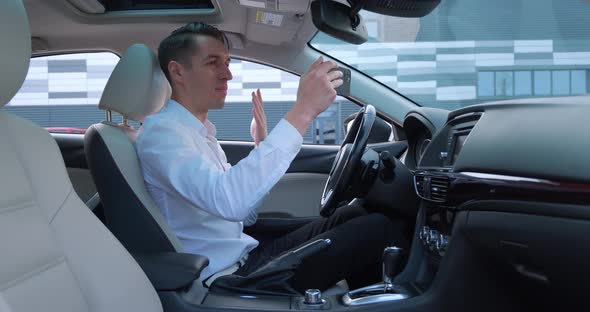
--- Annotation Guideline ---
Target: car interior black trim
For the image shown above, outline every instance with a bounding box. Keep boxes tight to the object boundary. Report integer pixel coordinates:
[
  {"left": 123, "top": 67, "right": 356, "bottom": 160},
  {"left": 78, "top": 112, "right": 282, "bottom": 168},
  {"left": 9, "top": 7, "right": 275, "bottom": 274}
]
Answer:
[
  {"left": 85, "top": 125, "right": 177, "bottom": 253},
  {"left": 132, "top": 252, "right": 209, "bottom": 291}
]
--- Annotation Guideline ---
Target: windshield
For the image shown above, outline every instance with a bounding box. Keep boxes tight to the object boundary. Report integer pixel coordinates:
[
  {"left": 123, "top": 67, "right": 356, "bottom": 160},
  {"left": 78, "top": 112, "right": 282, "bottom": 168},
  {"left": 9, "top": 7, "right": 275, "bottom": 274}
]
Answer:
[{"left": 310, "top": 0, "right": 590, "bottom": 110}]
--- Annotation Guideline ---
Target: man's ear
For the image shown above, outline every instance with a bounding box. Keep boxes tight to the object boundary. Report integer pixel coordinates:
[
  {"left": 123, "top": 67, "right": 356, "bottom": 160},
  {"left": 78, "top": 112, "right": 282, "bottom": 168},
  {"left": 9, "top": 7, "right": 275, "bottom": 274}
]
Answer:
[{"left": 168, "top": 61, "right": 184, "bottom": 87}]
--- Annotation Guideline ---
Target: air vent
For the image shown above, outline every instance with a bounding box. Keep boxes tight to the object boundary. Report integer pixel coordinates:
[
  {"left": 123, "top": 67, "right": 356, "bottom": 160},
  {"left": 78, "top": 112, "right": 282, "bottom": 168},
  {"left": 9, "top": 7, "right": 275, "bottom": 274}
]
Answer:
[
  {"left": 415, "top": 175, "right": 425, "bottom": 197},
  {"left": 430, "top": 176, "right": 449, "bottom": 202},
  {"left": 414, "top": 173, "right": 449, "bottom": 203}
]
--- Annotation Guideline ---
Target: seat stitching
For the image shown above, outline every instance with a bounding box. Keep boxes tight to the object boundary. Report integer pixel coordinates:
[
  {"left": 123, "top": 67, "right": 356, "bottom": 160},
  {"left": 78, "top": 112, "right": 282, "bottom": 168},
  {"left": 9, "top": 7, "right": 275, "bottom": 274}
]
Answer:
[
  {"left": 46, "top": 188, "right": 93, "bottom": 311},
  {"left": 0, "top": 256, "right": 65, "bottom": 291},
  {"left": 3, "top": 118, "right": 42, "bottom": 208},
  {"left": 3, "top": 116, "right": 76, "bottom": 224},
  {"left": 0, "top": 200, "right": 35, "bottom": 215},
  {"left": 49, "top": 187, "right": 74, "bottom": 224}
]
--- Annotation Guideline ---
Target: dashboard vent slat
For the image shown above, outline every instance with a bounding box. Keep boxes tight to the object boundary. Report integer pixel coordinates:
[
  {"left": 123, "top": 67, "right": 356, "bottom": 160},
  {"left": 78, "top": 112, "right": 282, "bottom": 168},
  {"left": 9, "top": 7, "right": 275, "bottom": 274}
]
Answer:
[
  {"left": 414, "top": 173, "right": 449, "bottom": 203},
  {"left": 415, "top": 175, "right": 426, "bottom": 197},
  {"left": 430, "top": 176, "right": 449, "bottom": 202}
]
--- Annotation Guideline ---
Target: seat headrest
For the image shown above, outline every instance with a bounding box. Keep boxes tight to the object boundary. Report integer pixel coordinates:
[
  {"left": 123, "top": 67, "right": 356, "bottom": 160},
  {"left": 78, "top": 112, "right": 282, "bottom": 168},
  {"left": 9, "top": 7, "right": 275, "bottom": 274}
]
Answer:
[
  {"left": 99, "top": 44, "right": 171, "bottom": 123},
  {"left": 0, "top": 0, "right": 31, "bottom": 108}
]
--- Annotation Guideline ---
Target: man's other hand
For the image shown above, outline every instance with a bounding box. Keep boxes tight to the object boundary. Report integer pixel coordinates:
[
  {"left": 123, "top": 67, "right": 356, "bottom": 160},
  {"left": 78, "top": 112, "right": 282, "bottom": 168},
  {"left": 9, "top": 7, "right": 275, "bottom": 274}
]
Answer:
[
  {"left": 250, "top": 88, "right": 268, "bottom": 146},
  {"left": 285, "top": 56, "right": 343, "bottom": 136}
]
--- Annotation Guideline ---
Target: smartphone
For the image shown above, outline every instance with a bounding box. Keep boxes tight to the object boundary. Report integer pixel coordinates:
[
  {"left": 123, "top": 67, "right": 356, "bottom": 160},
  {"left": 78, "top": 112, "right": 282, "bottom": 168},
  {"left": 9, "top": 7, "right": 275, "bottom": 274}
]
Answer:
[{"left": 331, "top": 67, "right": 351, "bottom": 97}]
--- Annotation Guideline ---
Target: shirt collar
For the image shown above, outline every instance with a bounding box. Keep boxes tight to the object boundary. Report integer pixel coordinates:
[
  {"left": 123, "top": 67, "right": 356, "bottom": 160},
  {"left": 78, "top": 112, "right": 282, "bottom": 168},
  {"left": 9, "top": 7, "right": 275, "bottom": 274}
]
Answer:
[{"left": 165, "top": 99, "right": 217, "bottom": 138}]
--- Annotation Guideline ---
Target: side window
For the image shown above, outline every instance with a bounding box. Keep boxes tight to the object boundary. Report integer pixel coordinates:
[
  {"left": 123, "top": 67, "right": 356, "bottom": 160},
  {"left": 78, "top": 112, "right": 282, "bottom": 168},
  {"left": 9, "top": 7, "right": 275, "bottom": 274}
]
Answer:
[
  {"left": 212, "top": 59, "right": 360, "bottom": 145},
  {"left": 2, "top": 52, "right": 122, "bottom": 133}
]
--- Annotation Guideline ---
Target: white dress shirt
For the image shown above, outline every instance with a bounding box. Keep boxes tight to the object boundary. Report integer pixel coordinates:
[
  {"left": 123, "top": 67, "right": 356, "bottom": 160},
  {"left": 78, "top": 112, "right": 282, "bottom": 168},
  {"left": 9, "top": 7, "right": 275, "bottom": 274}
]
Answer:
[{"left": 135, "top": 99, "right": 303, "bottom": 280}]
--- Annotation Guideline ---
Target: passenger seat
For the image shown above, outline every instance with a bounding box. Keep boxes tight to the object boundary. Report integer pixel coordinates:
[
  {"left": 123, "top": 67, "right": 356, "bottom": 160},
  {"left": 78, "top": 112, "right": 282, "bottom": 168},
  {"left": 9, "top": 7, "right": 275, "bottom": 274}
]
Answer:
[{"left": 0, "top": 0, "right": 162, "bottom": 311}]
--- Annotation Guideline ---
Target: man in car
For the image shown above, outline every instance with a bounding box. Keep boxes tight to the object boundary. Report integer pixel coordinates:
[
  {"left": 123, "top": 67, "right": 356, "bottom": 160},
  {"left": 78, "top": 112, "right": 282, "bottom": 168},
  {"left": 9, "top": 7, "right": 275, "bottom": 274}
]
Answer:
[{"left": 135, "top": 22, "right": 406, "bottom": 292}]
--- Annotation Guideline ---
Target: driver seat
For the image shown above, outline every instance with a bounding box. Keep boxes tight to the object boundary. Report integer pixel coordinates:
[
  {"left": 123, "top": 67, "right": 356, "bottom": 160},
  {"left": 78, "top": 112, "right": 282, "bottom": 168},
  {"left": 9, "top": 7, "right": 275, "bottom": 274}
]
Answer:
[
  {"left": 84, "top": 44, "right": 184, "bottom": 254},
  {"left": 0, "top": 0, "right": 162, "bottom": 311}
]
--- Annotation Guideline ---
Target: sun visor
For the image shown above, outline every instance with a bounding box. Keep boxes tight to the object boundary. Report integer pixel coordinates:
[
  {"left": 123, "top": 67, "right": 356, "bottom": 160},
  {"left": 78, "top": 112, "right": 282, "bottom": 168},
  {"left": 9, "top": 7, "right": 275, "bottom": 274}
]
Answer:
[
  {"left": 236, "top": 0, "right": 310, "bottom": 14},
  {"left": 65, "top": 0, "right": 222, "bottom": 24},
  {"left": 67, "top": 0, "right": 105, "bottom": 14}
]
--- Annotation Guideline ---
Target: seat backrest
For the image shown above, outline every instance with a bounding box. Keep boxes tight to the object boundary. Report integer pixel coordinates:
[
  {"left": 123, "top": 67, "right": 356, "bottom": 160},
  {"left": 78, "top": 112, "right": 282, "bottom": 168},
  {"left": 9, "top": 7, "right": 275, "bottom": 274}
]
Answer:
[
  {"left": 84, "top": 44, "right": 183, "bottom": 253},
  {"left": 0, "top": 1, "right": 162, "bottom": 311}
]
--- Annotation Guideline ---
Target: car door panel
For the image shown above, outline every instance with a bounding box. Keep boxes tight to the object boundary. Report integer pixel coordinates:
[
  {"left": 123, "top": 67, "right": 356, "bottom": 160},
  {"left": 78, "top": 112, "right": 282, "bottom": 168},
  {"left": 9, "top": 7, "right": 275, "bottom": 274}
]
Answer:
[
  {"left": 221, "top": 141, "right": 340, "bottom": 173},
  {"left": 222, "top": 142, "right": 338, "bottom": 217},
  {"left": 51, "top": 133, "right": 99, "bottom": 208},
  {"left": 259, "top": 172, "right": 328, "bottom": 217},
  {"left": 52, "top": 133, "right": 88, "bottom": 169},
  {"left": 221, "top": 140, "right": 408, "bottom": 217}
]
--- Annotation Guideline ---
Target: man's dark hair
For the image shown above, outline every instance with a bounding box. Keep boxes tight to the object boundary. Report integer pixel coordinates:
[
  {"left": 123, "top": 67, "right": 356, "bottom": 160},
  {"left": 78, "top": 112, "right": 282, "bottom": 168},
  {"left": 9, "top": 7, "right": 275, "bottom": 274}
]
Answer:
[{"left": 158, "top": 22, "right": 230, "bottom": 83}]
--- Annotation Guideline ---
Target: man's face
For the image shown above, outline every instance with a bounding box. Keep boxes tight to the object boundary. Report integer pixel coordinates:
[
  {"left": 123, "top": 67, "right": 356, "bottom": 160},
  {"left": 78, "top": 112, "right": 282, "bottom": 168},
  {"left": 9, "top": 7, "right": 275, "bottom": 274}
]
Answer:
[{"left": 180, "top": 35, "right": 233, "bottom": 110}]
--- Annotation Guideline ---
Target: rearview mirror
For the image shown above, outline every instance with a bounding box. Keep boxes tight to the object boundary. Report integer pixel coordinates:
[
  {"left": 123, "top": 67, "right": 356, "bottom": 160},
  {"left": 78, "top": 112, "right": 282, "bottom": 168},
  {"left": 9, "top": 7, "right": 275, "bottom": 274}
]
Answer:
[{"left": 311, "top": 0, "right": 368, "bottom": 45}]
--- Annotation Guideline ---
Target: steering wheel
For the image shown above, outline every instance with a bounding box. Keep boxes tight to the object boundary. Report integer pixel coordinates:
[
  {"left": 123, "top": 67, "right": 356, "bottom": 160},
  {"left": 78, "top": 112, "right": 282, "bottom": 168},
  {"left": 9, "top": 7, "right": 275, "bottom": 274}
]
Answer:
[{"left": 320, "top": 104, "right": 376, "bottom": 217}]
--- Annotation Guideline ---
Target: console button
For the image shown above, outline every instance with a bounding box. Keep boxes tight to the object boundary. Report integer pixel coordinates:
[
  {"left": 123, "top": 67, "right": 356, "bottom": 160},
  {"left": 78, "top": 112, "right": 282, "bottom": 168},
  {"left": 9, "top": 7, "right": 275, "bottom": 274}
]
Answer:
[
  {"left": 304, "top": 289, "right": 322, "bottom": 305},
  {"left": 420, "top": 226, "right": 430, "bottom": 241},
  {"left": 437, "top": 234, "right": 449, "bottom": 256},
  {"left": 427, "top": 230, "right": 439, "bottom": 250}
]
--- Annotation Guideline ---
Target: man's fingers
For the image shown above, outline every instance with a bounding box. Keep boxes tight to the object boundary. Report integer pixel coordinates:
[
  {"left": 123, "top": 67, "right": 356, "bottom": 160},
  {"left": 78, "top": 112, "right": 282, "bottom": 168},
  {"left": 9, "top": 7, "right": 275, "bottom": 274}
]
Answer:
[
  {"left": 252, "top": 99, "right": 263, "bottom": 120},
  {"left": 253, "top": 103, "right": 261, "bottom": 118},
  {"left": 257, "top": 102, "right": 267, "bottom": 122},
  {"left": 255, "top": 111, "right": 264, "bottom": 125},
  {"left": 253, "top": 89, "right": 263, "bottom": 106},
  {"left": 253, "top": 96, "right": 262, "bottom": 111},
  {"left": 251, "top": 93, "right": 260, "bottom": 119},
  {"left": 327, "top": 69, "right": 343, "bottom": 82},
  {"left": 316, "top": 60, "right": 338, "bottom": 75},
  {"left": 331, "top": 79, "right": 344, "bottom": 89},
  {"left": 252, "top": 91, "right": 261, "bottom": 107},
  {"left": 257, "top": 92, "right": 264, "bottom": 108},
  {"left": 309, "top": 56, "right": 324, "bottom": 71}
]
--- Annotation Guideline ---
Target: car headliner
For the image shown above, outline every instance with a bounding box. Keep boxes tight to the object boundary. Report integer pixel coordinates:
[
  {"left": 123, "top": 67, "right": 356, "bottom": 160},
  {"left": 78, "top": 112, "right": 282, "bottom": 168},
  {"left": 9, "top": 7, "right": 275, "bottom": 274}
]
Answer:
[
  {"left": 20, "top": 0, "right": 419, "bottom": 126},
  {"left": 24, "top": 1, "right": 315, "bottom": 72}
]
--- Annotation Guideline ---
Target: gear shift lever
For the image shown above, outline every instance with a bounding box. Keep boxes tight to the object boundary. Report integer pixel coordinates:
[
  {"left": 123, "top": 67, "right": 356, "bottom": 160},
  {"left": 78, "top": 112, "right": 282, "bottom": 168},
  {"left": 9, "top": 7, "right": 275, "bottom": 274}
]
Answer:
[
  {"left": 342, "top": 246, "right": 410, "bottom": 306},
  {"left": 382, "top": 246, "right": 404, "bottom": 292}
]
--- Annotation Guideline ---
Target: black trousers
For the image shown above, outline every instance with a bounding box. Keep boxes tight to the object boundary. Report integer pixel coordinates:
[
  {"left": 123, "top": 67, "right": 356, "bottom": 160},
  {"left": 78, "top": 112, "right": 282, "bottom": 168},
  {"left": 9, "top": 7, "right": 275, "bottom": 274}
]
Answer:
[{"left": 235, "top": 204, "right": 407, "bottom": 292}]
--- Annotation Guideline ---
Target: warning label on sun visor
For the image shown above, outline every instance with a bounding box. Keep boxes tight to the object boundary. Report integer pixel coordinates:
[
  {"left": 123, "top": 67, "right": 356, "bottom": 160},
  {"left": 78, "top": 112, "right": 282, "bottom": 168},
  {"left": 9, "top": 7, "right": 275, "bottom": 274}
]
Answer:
[{"left": 255, "top": 11, "right": 284, "bottom": 27}]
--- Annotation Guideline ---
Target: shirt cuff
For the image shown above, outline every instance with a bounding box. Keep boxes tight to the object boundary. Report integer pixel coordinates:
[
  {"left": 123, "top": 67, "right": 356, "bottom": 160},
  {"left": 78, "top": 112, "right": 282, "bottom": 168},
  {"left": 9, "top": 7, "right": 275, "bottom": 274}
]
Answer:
[{"left": 264, "top": 118, "right": 303, "bottom": 155}]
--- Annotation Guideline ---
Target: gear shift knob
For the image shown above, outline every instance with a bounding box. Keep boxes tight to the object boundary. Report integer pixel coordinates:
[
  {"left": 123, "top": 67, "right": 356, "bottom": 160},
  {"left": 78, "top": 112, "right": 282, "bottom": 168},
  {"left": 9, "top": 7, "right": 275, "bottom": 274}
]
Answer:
[{"left": 383, "top": 246, "right": 404, "bottom": 288}]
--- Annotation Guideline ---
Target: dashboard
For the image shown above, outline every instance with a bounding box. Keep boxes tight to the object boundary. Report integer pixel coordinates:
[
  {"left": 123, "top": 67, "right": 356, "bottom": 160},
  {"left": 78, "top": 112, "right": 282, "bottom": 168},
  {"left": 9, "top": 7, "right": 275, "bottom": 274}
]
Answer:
[{"left": 402, "top": 98, "right": 590, "bottom": 263}]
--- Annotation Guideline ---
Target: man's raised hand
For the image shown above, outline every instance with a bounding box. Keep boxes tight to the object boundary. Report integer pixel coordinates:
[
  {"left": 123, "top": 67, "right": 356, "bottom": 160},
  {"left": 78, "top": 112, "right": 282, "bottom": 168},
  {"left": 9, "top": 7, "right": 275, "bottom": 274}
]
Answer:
[
  {"left": 250, "top": 88, "right": 268, "bottom": 146},
  {"left": 285, "top": 56, "right": 343, "bottom": 136}
]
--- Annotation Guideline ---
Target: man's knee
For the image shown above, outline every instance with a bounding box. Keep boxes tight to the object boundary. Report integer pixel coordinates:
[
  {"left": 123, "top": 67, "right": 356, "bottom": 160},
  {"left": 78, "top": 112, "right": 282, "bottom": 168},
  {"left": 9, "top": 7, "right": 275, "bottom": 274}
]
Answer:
[
  {"left": 363, "top": 213, "right": 406, "bottom": 247},
  {"left": 365, "top": 213, "right": 393, "bottom": 230},
  {"left": 333, "top": 203, "right": 367, "bottom": 222}
]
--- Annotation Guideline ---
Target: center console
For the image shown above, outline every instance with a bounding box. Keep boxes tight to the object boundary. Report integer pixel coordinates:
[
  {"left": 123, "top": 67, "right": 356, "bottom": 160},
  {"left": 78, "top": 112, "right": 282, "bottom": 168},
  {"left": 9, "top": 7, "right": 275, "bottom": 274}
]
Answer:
[
  {"left": 412, "top": 112, "right": 481, "bottom": 268},
  {"left": 196, "top": 245, "right": 416, "bottom": 310}
]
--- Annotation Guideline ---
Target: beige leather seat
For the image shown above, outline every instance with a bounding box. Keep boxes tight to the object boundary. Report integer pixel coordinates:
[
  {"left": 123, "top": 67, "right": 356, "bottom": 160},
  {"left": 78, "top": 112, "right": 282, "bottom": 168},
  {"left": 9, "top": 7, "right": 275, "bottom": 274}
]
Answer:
[
  {"left": 84, "top": 44, "right": 185, "bottom": 254},
  {"left": 0, "top": 0, "right": 162, "bottom": 311}
]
